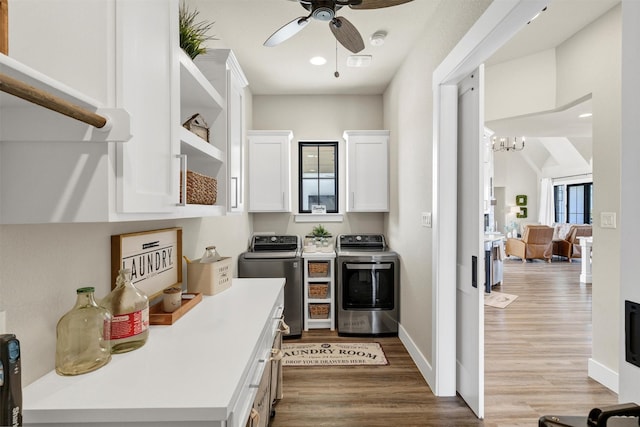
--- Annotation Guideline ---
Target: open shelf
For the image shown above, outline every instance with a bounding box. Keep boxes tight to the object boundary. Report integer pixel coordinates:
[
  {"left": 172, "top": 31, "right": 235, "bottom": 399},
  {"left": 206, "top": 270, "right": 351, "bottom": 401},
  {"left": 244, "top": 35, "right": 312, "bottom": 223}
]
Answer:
[
  {"left": 179, "top": 50, "right": 224, "bottom": 118},
  {"left": 303, "top": 253, "right": 336, "bottom": 331},
  {"left": 180, "top": 127, "right": 224, "bottom": 162}
]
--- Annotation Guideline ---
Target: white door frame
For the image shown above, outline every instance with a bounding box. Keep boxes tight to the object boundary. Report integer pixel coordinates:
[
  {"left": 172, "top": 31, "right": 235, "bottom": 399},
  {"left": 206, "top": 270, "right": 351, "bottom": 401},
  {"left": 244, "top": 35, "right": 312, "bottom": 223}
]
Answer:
[{"left": 431, "top": 0, "right": 549, "bottom": 397}]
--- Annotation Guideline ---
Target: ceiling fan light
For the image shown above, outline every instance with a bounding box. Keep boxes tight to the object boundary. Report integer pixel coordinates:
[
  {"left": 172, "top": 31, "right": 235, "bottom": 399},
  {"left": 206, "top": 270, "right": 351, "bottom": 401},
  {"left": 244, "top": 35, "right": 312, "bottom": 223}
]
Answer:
[
  {"left": 347, "top": 55, "right": 372, "bottom": 67},
  {"left": 370, "top": 30, "right": 387, "bottom": 46}
]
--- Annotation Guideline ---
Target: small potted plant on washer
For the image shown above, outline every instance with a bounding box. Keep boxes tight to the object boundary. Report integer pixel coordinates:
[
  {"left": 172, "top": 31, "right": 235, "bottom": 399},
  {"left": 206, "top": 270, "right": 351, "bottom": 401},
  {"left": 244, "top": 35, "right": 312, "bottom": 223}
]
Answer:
[{"left": 310, "top": 224, "right": 331, "bottom": 246}]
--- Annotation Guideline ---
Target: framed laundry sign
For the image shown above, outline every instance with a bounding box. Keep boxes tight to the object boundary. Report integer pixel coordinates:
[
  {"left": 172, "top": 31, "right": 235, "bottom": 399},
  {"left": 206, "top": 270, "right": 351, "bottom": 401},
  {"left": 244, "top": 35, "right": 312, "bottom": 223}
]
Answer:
[{"left": 111, "top": 228, "right": 183, "bottom": 299}]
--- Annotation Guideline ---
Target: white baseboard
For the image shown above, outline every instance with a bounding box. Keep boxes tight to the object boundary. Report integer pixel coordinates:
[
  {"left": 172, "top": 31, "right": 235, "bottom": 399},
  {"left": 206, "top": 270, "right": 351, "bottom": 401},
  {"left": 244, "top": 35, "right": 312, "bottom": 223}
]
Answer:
[
  {"left": 398, "top": 323, "right": 435, "bottom": 391},
  {"left": 588, "top": 358, "right": 619, "bottom": 393}
]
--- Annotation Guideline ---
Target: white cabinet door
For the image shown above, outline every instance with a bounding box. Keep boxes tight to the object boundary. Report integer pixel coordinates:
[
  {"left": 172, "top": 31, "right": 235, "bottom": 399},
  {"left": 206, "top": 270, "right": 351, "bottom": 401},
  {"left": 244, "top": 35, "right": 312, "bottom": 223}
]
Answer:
[
  {"left": 344, "top": 130, "right": 390, "bottom": 212},
  {"left": 116, "top": 0, "right": 178, "bottom": 213},
  {"left": 248, "top": 131, "right": 292, "bottom": 212},
  {"left": 192, "top": 49, "right": 246, "bottom": 216},
  {"left": 227, "top": 54, "right": 248, "bottom": 213}
]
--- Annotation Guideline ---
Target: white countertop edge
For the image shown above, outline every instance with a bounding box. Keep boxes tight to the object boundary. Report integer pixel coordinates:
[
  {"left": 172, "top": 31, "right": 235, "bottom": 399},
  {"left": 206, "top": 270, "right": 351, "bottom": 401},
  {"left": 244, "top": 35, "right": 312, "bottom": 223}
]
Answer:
[{"left": 24, "top": 406, "right": 229, "bottom": 424}]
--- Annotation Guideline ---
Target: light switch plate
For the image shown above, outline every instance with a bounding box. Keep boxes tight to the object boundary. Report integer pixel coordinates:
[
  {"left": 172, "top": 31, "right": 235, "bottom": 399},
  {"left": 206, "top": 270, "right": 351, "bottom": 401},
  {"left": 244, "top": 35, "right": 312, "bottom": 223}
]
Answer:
[
  {"left": 421, "top": 212, "right": 432, "bottom": 228},
  {"left": 601, "top": 212, "right": 617, "bottom": 229}
]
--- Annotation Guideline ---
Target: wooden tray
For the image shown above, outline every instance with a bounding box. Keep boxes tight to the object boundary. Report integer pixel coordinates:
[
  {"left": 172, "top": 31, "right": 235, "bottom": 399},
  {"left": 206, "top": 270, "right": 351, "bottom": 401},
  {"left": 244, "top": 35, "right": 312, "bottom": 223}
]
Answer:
[{"left": 149, "top": 293, "right": 202, "bottom": 325}]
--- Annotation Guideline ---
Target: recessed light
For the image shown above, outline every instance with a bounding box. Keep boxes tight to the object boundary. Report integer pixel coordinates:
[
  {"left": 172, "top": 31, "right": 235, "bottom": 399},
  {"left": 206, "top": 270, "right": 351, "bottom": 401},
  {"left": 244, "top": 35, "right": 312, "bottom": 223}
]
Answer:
[
  {"left": 310, "top": 56, "right": 327, "bottom": 66},
  {"left": 579, "top": 113, "right": 592, "bottom": 118},
  {"left": 347, "top": 55, "right": 372, "bottom": 67}
]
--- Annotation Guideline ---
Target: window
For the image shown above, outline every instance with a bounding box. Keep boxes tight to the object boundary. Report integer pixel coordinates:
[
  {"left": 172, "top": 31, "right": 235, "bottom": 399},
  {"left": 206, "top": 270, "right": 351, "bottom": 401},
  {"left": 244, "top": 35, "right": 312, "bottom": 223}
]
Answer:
[
  {"left": 554, "top": 182, "right": 592, "bottom": 224},
  {"left": 298, "top": 142, "right": 338, "bottom": 213},
  {"left": 554, "top": 185, "right": 565, "bottom": 223}
]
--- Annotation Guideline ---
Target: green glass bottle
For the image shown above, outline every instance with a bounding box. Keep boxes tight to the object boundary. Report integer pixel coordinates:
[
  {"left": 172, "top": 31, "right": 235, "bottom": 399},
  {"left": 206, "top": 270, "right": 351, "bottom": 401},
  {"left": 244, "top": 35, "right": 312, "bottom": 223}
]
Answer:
[{"left": 55, "top": 287, "right": 112, "bottom": 376}]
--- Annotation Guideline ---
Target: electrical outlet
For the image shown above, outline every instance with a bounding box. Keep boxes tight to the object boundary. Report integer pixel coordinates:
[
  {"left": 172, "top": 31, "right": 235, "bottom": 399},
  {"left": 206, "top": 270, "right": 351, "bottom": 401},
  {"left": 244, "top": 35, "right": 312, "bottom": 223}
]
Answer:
[{"left": 421, "top": 212, "right": 432, "bottom": 228}]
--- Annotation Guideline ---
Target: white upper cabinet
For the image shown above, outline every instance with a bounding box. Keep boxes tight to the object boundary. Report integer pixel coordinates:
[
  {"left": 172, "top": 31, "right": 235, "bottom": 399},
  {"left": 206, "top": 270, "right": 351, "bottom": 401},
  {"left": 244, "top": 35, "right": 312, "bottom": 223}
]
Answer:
[
  {"left": 248, "top": 131, "right": 292, "bottom": 212},
  {"left": 344, "top": 130, "right": 390, "bottom": 212},
  {"left": 0, "top": 0, "right": 234, "bottom": 223},
  {"left": 195, "top": 49, "right": 248, "bottom": 214}
]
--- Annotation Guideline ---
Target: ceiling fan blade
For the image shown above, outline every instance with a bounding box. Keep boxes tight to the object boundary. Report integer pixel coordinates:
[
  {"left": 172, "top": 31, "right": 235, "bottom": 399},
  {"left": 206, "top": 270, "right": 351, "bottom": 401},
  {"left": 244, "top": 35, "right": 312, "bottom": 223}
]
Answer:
[
  {"left": 264, "top": 16, "right": 310, "bottom": 47},
  {"left": 330, "top": 17, "right": 365, "bottom": 54},
  {"left": 350, "top": 0, "right": 414, "bottom": 10}
]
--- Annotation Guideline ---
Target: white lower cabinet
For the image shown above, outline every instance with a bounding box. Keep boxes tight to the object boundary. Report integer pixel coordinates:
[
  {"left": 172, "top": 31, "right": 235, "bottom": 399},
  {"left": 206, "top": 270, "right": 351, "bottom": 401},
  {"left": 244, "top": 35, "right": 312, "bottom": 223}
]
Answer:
[
  {"left": 248, "top": 131, "right": 293, "bottom": 212},
  {"left": 244, "top": 312, "right": 286, "bottom": 427},
  {"left": 344, "top": 130, "right": 390, "bottom": 212},
  {"left": 23, "top": 279, "right": 285, "bottom": 427}
]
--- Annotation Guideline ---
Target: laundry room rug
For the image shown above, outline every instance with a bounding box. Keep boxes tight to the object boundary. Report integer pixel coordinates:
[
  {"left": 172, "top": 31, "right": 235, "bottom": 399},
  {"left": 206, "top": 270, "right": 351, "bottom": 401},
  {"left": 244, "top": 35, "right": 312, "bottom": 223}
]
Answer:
[
  {"left": 485, "top": 291, "right": 519, "bottom": 309},
  {"left": 281, "top": 342, "right": 388, "bottom": 366}
]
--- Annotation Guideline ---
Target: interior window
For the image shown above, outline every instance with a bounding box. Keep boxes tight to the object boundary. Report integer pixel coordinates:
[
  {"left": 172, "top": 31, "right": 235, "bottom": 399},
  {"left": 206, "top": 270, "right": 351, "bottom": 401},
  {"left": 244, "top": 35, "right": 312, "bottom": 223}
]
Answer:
[{"left": 299, "top": 141, "right": 338, "bottom": 213}]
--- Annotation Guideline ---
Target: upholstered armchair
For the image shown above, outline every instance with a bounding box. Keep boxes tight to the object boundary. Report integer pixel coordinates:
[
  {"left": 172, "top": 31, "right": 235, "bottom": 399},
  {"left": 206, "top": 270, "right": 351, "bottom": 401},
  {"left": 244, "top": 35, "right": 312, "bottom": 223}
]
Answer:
[
  {"left": 553, "top": 224, "right": 592, "bottom": 262},
  {"left": 505, "top": 225, "right": 554, "bottom": 263}
]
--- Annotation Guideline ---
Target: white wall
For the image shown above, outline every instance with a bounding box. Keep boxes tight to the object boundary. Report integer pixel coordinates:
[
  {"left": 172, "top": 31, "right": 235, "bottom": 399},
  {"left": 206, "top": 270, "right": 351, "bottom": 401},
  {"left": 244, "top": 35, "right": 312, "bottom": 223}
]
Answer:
[
  {"left": 383, "top": 0, "right": 492, "bottom": 379},
  {"left": 493, "top": 150, "right": 539, "bottom": 230},
  {"left": 250, "top": 95, "right": 385, "bottom": 238},
  {"left": 619, "top": 0, "right": 640, "bottom": 402},
  {"left": 485, "top": 49, "right": 557, "bottom": 122},
  {"left": 556, "top": 4, "right": 622, "bottom": 385}
]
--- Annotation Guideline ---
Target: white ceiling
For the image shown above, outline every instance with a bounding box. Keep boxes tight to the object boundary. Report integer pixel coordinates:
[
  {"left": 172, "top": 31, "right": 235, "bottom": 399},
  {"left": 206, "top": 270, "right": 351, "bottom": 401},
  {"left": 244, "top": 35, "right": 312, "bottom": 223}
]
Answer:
[
  {"left": 187, "top": 0, "right": 441, "bottom": 95},
  {"left": 187, "top": 0, "right": 619, "bottom": 97},
  {"left": 485, "top": 0, "right": 618, "bottom": 140},
  {"left": 486, "top": 97, "right": 593, "bottom": 138}
]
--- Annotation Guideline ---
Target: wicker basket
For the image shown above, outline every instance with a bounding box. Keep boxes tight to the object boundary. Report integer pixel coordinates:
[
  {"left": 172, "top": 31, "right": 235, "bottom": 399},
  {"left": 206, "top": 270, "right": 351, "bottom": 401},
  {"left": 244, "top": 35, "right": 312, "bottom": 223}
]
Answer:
[
  {"left": 180, "top": 170, "right": 217, "bottom": 205},
  {"left": 309, "top": 303, "right": 330, "bottom": 319},
  {"left": 309, "top": 283, "right": 329, "bottom": 299},
  {"left": 308, "top": 262, "right": 329, "bottom": 277}
]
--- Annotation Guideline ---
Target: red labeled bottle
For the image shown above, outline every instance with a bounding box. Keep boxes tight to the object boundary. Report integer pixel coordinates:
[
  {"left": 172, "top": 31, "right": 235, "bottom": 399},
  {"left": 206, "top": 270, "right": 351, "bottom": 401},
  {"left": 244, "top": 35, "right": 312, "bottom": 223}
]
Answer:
[{"left": 100, "top": 268, "right": 149, "bottom": 353}]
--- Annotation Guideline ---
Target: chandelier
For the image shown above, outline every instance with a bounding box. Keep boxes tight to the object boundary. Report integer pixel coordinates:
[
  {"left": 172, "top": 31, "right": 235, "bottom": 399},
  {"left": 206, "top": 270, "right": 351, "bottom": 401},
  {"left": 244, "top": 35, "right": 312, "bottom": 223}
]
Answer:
[{"left": 492, "top": 136, "right": 525, "bottom": 152}]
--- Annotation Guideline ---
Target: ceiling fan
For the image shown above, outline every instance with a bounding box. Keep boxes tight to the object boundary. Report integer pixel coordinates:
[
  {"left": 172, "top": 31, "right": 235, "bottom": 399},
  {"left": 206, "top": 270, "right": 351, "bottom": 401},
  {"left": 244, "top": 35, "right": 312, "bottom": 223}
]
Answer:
[{"left": 264, "top": 0, "right": 414, "bottom": 54}]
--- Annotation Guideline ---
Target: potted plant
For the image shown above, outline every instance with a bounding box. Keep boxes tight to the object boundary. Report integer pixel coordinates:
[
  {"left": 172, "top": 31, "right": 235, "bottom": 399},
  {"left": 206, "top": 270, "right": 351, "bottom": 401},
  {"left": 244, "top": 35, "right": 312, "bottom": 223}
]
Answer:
[
  {"left": 310, "top": 224, "right": 331, "bottom": 238},
  {"left": 308, "top": 224, "right": 331, "bottom": 247},
  {"left": 179, "top": 3, "right": 217, "bottom": 60}
]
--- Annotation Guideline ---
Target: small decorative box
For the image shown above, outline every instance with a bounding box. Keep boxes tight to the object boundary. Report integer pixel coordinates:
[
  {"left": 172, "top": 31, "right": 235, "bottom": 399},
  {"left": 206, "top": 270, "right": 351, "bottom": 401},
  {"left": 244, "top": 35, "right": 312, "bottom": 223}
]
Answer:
[{"left": 182, "top": 113, "right": 210, "bottom": 142}]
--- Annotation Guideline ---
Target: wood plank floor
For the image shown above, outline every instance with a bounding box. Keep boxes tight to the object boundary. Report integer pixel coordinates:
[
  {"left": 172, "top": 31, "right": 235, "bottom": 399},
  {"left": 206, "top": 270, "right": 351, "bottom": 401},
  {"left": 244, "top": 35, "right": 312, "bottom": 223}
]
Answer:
[{"left": 270, "top": 259, "right": 617, "bottom": 427}]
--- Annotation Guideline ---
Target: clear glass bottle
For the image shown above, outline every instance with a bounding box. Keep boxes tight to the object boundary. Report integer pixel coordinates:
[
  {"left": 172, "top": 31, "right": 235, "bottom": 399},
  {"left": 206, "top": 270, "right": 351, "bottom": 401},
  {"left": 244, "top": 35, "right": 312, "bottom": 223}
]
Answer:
[
  {"left": 55, "top": 287, "right": 112, "bottom": 376},
  {"left": 100, "top": 268, "right": 149, "bottom": 353},
  {"left": 200, "top": 245, "right": 221, "bottom": 263}
]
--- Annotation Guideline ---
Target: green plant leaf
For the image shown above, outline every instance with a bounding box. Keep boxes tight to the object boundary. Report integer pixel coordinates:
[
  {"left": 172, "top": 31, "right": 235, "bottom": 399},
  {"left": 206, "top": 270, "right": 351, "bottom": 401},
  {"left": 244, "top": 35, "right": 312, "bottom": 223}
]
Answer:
[
  {"left": 179, "top": 2, "right": 218, "bottom": 59},
  {"left": 311, "top": 224, "right": 330, "bottom": 237}
]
